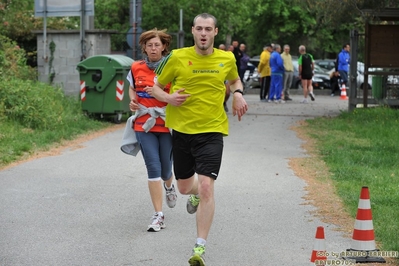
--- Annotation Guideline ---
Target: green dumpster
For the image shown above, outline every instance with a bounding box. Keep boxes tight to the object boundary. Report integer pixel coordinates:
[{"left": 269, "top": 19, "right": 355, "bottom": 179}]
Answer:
[
  {"left": 372, "top": 76, "right": 384, "bottom": 100},
  {"left": 76, "top": 55, "right": 134, "bottom": 123}
]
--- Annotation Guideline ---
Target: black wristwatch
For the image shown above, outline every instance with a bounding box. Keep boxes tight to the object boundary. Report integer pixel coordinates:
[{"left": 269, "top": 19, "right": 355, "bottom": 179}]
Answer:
[{"left": 233, "top": 89, "right": 244, "bottom": 95}]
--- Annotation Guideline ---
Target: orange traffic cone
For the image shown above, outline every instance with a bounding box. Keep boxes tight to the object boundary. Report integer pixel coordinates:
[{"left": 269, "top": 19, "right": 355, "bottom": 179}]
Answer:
[
  {"left": 340, "top": 84, "right": 348, "bottom": 100},
  {"left": 310, "top": 226, "right": 327, "bottom": 263},
  {"left": 343, "top": 186, "right": 385, "bottom": 263}
]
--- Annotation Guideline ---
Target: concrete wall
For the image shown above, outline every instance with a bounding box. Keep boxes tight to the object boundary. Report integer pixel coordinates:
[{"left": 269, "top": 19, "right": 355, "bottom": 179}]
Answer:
[{"left": 34, "top": 30, "right": 118, "bottom": 95}]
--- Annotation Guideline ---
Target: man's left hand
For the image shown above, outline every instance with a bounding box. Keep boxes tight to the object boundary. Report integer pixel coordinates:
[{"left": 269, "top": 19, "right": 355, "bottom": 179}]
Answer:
[{"left": 232, "top": 94, "right": 248, "bottom": 121}]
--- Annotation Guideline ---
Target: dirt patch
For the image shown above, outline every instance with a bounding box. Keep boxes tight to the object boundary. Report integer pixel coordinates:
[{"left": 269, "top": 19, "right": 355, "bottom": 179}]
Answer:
[
  {"left": 0, "top": 124, "right": 124, "bottom": 171},
  {"left": 290, "top": 120, "right": 398, "bottom": 265}
]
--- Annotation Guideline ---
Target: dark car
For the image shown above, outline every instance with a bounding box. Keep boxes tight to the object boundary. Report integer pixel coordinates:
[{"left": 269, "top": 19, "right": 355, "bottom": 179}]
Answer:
[
  {"left": 314, "top": 59, "right": 336, "bottom": 71},
  {"left": 243, "top": 57, "right": 261, "bottom": 92}
]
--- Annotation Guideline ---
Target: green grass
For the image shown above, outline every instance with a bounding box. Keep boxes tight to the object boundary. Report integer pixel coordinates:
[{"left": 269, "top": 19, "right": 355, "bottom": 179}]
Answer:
[
  {"left": 0, "top": 117, "right": 111, "bottom": 167},
  {"left": 0, "top": 36, "right": 113, "bottom": 168},
  {"left": 305, "top": 107, "right": 399, "bottom": 253},
  {"left": 0, "top": 83, "right": 112, "bottom": 168}
]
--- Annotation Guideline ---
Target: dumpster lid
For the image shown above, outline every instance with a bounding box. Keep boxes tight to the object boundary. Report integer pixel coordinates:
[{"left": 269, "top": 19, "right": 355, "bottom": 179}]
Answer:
[{"left": 77, "top": 54, "right": 134, "bottom": 70}]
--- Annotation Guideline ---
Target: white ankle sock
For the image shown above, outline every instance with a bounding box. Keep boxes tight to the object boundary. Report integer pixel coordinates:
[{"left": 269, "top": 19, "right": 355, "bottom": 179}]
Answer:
[
  {"left": 196, "top": 238, "right": 206, "bottom": 246},
  {"left": 164, "top": 183, "right": 172, "bottom": 190}
]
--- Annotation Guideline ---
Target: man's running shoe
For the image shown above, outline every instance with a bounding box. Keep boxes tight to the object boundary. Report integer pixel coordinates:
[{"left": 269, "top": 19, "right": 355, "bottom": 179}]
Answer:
[
  {"left": 164, "top": 183, "right": 177, "bottom": 208},
  {"left": 188, "top": 244, "right": 206, "bottom": 266},
  {"left": 186, "top": 195, "right": 200, "bottom": 214},
  {"left": 147, "top": 213, "right": 165, "bottom": 232},
  {"left": 309, "top": 91, "right": 315, "bottom": 101}
]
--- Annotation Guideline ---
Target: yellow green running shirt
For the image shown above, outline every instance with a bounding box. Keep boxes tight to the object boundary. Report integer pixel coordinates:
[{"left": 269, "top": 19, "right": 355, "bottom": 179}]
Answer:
[{"left": 155, "top": 46, "right": 238, "bottom": 135}]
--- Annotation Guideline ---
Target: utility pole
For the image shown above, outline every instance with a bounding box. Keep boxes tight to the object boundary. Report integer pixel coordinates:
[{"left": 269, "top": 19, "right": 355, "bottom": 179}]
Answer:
[
  {"left": 178, "top": 9, "right": 185, "bottom": 48},
  {"left": 80, "top": 0, "right": 86, "bottom": 60},
  {"left": 130, "top": 0, "right": 142, "bottom": 59}
]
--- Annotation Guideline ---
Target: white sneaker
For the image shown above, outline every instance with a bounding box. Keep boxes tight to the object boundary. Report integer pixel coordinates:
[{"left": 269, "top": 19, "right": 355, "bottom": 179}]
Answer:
[
  {"left": 301, "top": 99, "right": 308, "bottom": 104},
  {"left": 147, "top": 213, "right": 166, "bottom": 232},
  {"left": 309, "top": 92, "right": 315, "bottom": 101},
  {"left": 164, "top": 183, "right": 177, "bottom": 208},
  {"left": 279, "top": 99, "right": 286, "bottom": 104}
]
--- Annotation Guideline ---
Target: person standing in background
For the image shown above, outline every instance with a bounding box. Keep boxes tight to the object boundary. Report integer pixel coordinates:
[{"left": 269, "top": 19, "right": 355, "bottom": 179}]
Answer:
[
  {"left": 337, "top": 43, "right": 350, "bottom": 89},
  {"left": 238, "top": 43, "right": 250, "bottom": 83},
  {"left": 280, "top": 44, "right": 294, "bottom": 101},
  {"left": 232, "top": 40, "right": 242, "bottom": 74},
  {"left": 126, "top": 28, "right": 177, "bottom": 232},
  {"left": 330, "top": 70, "right": 341, "bottom": 96},
  {"left": 298, "top": 45, "right": 315, "bottom": 103},
  {"left": 268, "top": 44, "right": 285, "bottom": 103},
  {"left": 258, "top": 44, "right": 272, "bottom": 101}
]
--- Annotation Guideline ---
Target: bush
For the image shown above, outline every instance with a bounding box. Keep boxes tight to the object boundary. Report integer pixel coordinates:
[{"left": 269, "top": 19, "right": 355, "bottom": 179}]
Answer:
[
  {"left": 0, "top": 79, "right": 70, "bottom": 130},
  {"left": 0, "top": 35, "right": 36, "bottom": 81},
  {"left": 0, "top": 34, "right": 83, "bottom": 130}
]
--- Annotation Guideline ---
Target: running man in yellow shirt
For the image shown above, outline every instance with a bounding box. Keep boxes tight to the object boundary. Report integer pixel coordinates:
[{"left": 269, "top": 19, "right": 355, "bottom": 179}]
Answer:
[{"left": 148, "top": 12, "right": 248, "bottom": 266}]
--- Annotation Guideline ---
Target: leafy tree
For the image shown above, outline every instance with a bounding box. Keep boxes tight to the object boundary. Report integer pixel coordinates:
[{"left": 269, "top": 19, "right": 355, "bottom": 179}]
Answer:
[
  {"left": 293, "top": 0, "right": 399, "bottom": 59},
  {"left": 94, "top": 0, "right": 130, "bottom": 51},
  {"left": 141, "top": 0, "right": 262, "bottom": 50},
  {"left": 2, "top": 0, "right": 398, "bottom": 65},
  {"left": 0, "top": 0, "right": 79, "bottom": 66},
  {"left": 244, "top": 0, "right": 318, "bottom": 57},
  {"left": 140, "top": 0, "right": 182, "bottom": 49},
  {"left": 0, "top": 0, "right": 79, "bottom": 40}
]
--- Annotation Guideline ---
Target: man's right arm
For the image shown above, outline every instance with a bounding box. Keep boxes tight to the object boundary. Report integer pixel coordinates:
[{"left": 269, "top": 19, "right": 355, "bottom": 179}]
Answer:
[{"left": 150, "top": 81, "right": 190, "bottom": 107}]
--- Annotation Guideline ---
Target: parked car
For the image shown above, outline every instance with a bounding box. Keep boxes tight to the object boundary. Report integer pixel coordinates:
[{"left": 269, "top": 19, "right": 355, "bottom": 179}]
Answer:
[
  {"left": 314, "top": 59, "right": 336, "bottom": 71},
  {"left": 243, "top": 67, "right": 260, "bottom": 92},
  {"left": 243, "top": 57, "right": 261, "bottom": 92},
  {"left": 387, "top": 70, "right": 399, "bottom": 86},
  {"left": 316, "top": 59, "right": 374, "bottom": 89}
]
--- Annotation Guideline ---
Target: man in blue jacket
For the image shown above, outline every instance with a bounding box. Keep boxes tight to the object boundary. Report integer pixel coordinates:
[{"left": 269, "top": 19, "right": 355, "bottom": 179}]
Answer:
[
  {"left": 268, "top": 44, "right": 285, "bottom": 103},
  {"left": 337, "top": 43, "right": 350, "bottom": 88}
]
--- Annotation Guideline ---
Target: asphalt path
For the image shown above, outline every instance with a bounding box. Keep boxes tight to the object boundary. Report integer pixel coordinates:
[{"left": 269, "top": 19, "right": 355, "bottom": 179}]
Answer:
[{"left": 0, "top": 94, "right": 353, "bottom": 266}]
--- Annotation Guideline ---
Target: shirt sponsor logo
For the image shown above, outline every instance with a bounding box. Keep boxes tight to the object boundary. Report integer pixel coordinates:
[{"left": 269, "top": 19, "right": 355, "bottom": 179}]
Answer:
[{"left": 192, "top": 69, "right": 220, "bottom": 74}]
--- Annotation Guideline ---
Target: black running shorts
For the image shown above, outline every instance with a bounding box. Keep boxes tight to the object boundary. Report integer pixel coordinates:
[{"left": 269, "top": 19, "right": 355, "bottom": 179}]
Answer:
[
  {"left": 301, "top": 74, "right": 312, "bottom": 80},
  {"left": 172, "top": 130, "right": 223, "bottom": 180}
]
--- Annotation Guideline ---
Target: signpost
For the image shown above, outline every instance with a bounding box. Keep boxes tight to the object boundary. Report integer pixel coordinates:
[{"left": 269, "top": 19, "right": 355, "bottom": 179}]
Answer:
[{"left": 34, "top": 0, "right": 94, "bottom": 60}]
